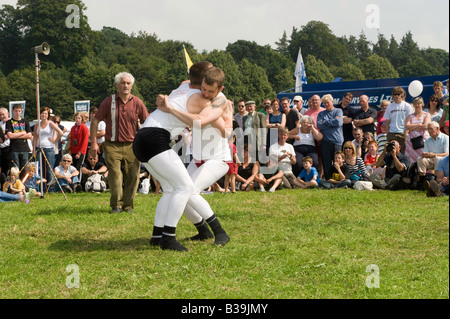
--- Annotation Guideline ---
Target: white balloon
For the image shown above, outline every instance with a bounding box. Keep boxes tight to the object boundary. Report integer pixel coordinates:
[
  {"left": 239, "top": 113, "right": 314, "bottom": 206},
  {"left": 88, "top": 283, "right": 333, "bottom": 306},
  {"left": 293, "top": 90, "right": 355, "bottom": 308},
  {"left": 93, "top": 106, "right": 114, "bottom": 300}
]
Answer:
[{"left": 408, "top": 80, "right": 423, "bottom": 98}]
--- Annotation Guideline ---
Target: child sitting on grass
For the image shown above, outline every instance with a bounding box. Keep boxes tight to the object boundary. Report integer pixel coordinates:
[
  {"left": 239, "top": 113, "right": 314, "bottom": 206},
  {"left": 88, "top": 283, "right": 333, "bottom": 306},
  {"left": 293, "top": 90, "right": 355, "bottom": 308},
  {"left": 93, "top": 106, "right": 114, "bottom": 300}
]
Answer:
[
  {"left": 2, "top": 166, "right": 37, "bottom": 201},
  {"left": 22, "top": 163, "right": 46, "bottom": 197},
  {"left": 292, "top": 156, "right": 320, "bottom": 189},
  {"left": 319, "top": 151, "right": 352, "bottom": 189}
]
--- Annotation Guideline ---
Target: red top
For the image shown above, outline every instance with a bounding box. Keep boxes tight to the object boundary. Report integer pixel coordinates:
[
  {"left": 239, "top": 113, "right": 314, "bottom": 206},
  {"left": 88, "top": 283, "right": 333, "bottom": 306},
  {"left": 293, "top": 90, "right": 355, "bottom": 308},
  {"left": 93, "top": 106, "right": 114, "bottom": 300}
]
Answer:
[
  {"left": 96, "top": 93, "right": 149, "bottom": 143},
  {"left": 70, "top": 123, "right": 89, "bottom": 155}
]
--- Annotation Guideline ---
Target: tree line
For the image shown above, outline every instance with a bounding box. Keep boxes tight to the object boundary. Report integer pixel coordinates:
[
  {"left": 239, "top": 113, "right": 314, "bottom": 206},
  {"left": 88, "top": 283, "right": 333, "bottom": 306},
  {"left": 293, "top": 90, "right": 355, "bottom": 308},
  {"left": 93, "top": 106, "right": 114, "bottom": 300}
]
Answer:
[{"left": 0, "top": 0, "right": 448, "bottom": 120}]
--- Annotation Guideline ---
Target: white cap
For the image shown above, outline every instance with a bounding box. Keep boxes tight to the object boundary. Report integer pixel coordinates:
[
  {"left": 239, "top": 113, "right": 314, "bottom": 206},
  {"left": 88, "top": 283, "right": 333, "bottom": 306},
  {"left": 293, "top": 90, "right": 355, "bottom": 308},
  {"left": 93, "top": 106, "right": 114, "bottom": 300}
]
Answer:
[{"left": 293, "top": 96, "right": 303, "bottom": 102}]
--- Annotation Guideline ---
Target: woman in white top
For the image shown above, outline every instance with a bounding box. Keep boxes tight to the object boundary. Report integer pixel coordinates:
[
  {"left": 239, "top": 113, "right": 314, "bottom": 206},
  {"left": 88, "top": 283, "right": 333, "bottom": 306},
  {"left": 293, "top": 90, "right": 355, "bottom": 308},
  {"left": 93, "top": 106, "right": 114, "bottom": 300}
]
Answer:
[
  {"left": 289, "top": 115, "right": 323, "bottom": 175},
  {"left": 33, "top": 107, "right": 63, "bottom": 184}
]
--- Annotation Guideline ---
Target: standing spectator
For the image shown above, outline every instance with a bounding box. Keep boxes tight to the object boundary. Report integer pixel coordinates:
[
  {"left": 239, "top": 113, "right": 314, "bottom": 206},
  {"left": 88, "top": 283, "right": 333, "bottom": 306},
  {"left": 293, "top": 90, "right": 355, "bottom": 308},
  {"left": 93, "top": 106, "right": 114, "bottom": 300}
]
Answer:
[
  {"left": 376, "top": 99, "right": 390, "bottom": 136},
  {"left": 33, "top": 107, "right": 63, "bottom": 185},
  {"left": 336, "top": 92, "right": 355, "bottom": 144},
  {"left": 0, "top": 108, "right": 10, "bottom": 175},
  {"left": 353, "top": 95, "right": 377, "bottom": 134},
  {"left": 370, "top": 140, "right": 410, "bottom": 190},
  {"left": 377, "top": 120, "right": 388, "bottom": 154},
  {"left": 281, "top": 97, "right": 300, "bottom": 145},
  {"left": 234, "top": 100, "right": 247, "bottom": 130},
  {"left": 293, "top": 96, "right": 307, "bottom": 117},
  {"left": 69, "top": 112, "right": 89, "bottom": 174},
  {"left": 317, "top": 94, "right": 344, "bottom": 180},
  {"left": 425, "top": 95, "right": 443, "bottom": 123},
  {"left": 352, "top": 127, "right": 364, "bottom": 157},
  {"left": 90, "top": 72, "right": 149, "bottom": 214},
  {"left": 384, "top": 87, "right": 413, "bottom": 153},
  {"left": 439, "top": 81, "right": 449, "bottom": 129},
  {"left": 269, "top": 128, "right": 297, "bottom": 189},
  {"left": 290, "top": 115, "right": 323, "bottom": 176},
  {"left": 5, "top": 104, "right": 32, "bottom": 170},
  {"left": 51, "top": 116, "right": 67, "bottom": 169},
  {"left": 433, "top": 81, "right": 448, "bottom": 105},
  {"left": 404, "top": 97, "right": 431, "bottom": 165},
  {"left": 243, "top": 101, "right": 266, "bottom": 160},
  {"left": 266, "top": 98, "right": 286, "bottom": 152},
  {"left": 305, "top": 95, "right": 325, "bottom": 129},
  {"left": 416, "top": 121, "right": 449, "bottom": 186},
  {"left": 424, "top": 155, "right": 449, "bottom": 197},
  {"left": 86, "top": 107, "right": 106, "bottom": 162}
]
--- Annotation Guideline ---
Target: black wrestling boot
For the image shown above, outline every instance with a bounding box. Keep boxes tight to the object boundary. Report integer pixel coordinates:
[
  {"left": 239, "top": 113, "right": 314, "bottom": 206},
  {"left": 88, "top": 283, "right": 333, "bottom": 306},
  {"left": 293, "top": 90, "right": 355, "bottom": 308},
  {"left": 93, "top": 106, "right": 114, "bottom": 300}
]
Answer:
[
  {"left": 188, "top": 219, "right": 214, "bottom": 241},
  {"left": 149, "top": 226, "right": 163, "bottom": 247},
  {"left": 160, "top": 226, "right": 188, "bottom": 252},
  {"left": 206, "top": 215, "right": 230, "bottom": 246}
]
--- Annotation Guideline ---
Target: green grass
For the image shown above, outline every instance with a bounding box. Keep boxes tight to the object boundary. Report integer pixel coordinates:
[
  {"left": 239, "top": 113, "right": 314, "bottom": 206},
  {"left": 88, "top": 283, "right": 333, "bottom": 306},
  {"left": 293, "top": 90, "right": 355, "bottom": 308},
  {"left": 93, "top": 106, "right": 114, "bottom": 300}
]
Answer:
[{"left": 0, "top": 189, "right": 448, "bottom": 299}]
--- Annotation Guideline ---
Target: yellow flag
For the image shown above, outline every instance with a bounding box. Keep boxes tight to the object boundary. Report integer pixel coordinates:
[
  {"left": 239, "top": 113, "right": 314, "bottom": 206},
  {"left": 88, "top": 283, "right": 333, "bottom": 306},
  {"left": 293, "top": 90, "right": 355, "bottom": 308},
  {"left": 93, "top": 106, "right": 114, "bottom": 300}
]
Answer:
[{"left": 183, "top": 45, "right": 193, "bottom": 74}]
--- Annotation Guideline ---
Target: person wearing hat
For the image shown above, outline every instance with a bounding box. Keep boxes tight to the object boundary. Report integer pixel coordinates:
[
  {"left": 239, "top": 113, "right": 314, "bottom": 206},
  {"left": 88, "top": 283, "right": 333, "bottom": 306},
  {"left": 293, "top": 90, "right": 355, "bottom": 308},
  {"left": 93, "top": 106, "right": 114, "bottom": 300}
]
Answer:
[
  {"left": 293, "top": 96, "right": 307, "bottom": 116},
  {"left": 243, "top": 100, "right": 266, "bottom": 158}
]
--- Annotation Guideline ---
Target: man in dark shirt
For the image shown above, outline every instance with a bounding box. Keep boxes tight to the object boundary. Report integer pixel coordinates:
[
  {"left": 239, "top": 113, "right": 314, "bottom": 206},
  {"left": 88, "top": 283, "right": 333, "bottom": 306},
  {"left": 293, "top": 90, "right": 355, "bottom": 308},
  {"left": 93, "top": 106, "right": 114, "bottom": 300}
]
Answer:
[
  {"left": 281, "top": 97, "right": 300, "bottom": 145},
  {"left": 5, "top": 104, "right": 32, "bottom": 170},
  {"left": 353, "top": 95, "right": 377, "bottom": 134},
  {"left": 370, "top": 140, "right": 410, "bottom": 190},
  {"left": 336, "top": 92, "right": 355, "bottom": 144}
]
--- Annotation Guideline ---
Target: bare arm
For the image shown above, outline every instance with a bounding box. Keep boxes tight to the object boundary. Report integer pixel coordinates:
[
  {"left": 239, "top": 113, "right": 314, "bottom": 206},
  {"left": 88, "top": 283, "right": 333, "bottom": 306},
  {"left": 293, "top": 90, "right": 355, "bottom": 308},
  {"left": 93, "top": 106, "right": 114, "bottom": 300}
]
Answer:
[{"left": 158, "top": 94, "right": 228, "bottom": 128}]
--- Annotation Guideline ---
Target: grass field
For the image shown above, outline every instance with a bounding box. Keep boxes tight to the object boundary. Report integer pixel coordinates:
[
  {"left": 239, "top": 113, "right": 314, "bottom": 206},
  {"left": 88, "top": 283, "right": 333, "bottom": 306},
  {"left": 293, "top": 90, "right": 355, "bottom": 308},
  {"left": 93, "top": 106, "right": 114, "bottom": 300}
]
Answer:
[{"left": 0, "top": 188, "right": 448, "bottom": 299}]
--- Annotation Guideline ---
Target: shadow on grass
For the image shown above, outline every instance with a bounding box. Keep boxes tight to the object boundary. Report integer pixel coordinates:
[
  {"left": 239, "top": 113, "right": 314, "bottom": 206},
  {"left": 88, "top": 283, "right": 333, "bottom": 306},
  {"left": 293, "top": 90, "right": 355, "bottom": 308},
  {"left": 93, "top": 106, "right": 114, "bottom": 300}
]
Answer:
[
  {"left": 37, "top": 206, "right": 110, "bottom": 216},
  {"left": 48, "top": 237, "right": 152, "bottom": 252}
]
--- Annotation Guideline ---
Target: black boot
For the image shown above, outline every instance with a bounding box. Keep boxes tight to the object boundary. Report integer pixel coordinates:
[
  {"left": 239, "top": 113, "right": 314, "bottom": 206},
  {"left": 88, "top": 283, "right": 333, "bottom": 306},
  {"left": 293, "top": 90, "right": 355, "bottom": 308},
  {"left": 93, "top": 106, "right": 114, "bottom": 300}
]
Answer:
[
  {"left": 160, "top": 226, "right": 188, "bottom": 252},
  {"left": 188, "top": 219, "right": 214, "bottom": 241},
  {"left": 149, "top": 226, "right": 163, "bottom": 247},
  {"left": 206, "top": 215, "right": 230, "bottom": 246}
]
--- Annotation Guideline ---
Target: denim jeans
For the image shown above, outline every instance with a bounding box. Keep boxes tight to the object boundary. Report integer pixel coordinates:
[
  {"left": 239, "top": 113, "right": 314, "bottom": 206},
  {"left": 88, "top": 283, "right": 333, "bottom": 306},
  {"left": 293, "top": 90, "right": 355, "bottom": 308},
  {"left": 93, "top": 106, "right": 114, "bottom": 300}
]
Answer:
[
  {"left": 10, "top": 151, "right": 29, "bottom": 170},
  {"left": 38, "top": 147, "right": 55, "bottom": 183},
  {"left": 0, "top": 191, "right": 20, "bottom": 202}
]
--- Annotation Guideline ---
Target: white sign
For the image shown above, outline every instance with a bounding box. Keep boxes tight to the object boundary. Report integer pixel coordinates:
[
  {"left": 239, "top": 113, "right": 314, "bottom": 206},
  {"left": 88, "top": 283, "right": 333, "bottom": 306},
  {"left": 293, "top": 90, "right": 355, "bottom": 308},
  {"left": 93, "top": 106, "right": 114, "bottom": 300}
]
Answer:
[{"left": 74, "top": 100, "right": 90, "bottom": 114}]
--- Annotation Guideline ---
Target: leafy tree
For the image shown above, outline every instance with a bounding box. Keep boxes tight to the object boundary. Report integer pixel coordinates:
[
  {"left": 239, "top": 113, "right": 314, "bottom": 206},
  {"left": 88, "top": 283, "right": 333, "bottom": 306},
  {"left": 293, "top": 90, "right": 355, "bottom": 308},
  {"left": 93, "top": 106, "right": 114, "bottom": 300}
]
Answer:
[
  {"left": 304, "top": 55, "right": 334, "bottom": 83},
  {"left": 421, "top": 48, "right": 449, "bottom": 75},
  {"left": 0, "top": 5, "right": 26, "bottom": 74},
  {"left": 362, "top": 54, "right": 399, "bottom": 79},
  {"left": 16, "top": 0, "right": 97, "bottom": 69},
  {"left": 288, "top": 21, "right": 348, "bottom": 68},
  {"left": 356, "top": 31, "right": 372, "bottom": 63},
  {"left": 372, "top": 33, "right": 390, "bottom": 59},
  {"left": 397, "top": 57, "right": 437, "bottom": 77},
  {"left": 275, "top": 31, "right": 289, "bottom": 57},
  {"left": 238, "top": 59, "right": 274, "bottom": 105},
  {"left": 330, "top": 63, "right": 365, "bottom": 81}
]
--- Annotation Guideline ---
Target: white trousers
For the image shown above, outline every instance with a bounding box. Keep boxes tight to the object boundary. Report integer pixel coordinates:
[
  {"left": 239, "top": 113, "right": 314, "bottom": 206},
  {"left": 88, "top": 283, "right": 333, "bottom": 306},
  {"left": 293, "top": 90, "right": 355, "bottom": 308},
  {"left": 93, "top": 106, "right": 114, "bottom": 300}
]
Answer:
[
  {"left": 144, "top": 151, "right": 228, "bottom": 228},
  {"left": 183, "top": 160, "right": 229, "bottom": 224}
]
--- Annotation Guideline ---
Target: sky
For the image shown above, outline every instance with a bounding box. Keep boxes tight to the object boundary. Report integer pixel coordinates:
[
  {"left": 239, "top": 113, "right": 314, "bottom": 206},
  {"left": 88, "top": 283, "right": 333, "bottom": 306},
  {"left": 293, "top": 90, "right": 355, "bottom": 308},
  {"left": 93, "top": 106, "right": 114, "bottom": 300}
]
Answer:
[{"left": 1, "top": 0, "right": 449, "bottom": 52}]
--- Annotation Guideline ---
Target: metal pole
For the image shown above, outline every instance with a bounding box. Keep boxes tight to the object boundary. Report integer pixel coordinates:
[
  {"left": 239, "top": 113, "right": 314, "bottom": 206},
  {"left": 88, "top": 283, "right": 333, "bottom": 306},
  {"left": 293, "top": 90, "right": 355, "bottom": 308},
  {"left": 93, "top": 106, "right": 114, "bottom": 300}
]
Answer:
[{"left": 35, "top": 53, "right": 44, "bottom": 196}]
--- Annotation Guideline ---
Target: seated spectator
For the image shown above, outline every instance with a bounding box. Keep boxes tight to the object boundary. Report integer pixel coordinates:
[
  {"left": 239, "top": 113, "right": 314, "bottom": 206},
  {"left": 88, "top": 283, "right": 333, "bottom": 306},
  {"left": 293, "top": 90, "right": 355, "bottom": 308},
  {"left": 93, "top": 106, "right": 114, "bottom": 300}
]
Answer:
[
  {"left": 426, "top": 95, "right": 443, "bottom": 123},
  {"left": 255, "top": 161, "right": 284, "bottom": 193},
  {"left": 424, "top": 155, "right": 449, "bottom": 197},
  {"left": 290, "top": 115, "right": 323, "bottom": 176},
  {"left": 236, "top": 144, "right": 259, "bottom": 192},
  {"left": 319, "top": 151, "right": 352, "bottom": 189},
  {"left": 23, "top": 163, "right": 46, "bottom": 197},
  {"left": 80, "top": 153, "right": 108, "bottom": 192},
  {"left": 269, "top": 128, "right": 297, "bottom": 189},
  {"left": 343, "top": 141, "right": 370, "bottom": 185},
  {"left": 292, "top": 156, "right": 320, "bottom": 189},
  {"left": 416, "top": 121, "right": 449, "bottom": 186},
  {"left": 369, "top": 140, "right": 410, "bottom": 190},
  {"left": 405, "top": 97, "right": 431, "bottom": 165},
  {"left": 3, "top": 166, "right": 26, "bottom": 196},
  {"left": 54, "top": 154, "right": 81, "bottom": 193},
  {"left": 364, "top": 141, "right": 382, "bottom": 175},
  {"left": 0, "top": 189, "right": 35, "bottom": 203}
]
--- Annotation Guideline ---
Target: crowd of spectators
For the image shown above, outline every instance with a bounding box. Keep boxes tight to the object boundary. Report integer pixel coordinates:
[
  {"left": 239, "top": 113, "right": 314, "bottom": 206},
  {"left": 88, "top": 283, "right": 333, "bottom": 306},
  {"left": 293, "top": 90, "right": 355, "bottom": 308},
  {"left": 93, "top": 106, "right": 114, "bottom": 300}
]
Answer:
[{"left": 1, "top": 80, "right": 449, "bottom": 203}]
